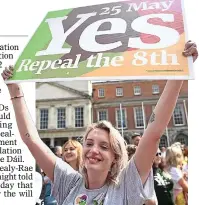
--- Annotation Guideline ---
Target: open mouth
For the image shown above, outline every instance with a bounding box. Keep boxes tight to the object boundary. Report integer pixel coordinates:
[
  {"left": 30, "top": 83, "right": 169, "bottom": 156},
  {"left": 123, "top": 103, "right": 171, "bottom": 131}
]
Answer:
[
  {"left": 87, "top": 157, "right": 101, "bottom": 164},
  {"left": 65, "top": 154, "right": 73, "bottom": 158}
]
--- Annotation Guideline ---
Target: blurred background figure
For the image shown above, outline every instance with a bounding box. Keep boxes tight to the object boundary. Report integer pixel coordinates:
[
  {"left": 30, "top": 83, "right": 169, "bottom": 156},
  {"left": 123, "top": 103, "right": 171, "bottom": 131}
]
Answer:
[
  {"left": 153, "top": 149, "right": 174, "bottom": 205},
  {"left": 182, "top": 145, "right": 188, "bottom": 166},
  {"left": 182, "top": 145, "right": 188, "bottom": 204},
  {"left": 171, "top": 142, "right": 182, "bottom": 149},
  {"left": 131, "top": 133, "right": 141, "bottom": 146},
  {"left": 160, "top": 147, "right": 166, "bottom": 158},
  {"left": 54, "top": 146, "right": 62, "bottom": 158},
  {"left": 166, "top": 145, "right": 188, "bottom": 205},
  {"left": 62, "top": 139, "right": 83, "bottom": 171},
  {"left": 42, "top": 147, "right": 58, "bottom": 205},
  {"left": 35, "top": 164, "right": 44, "bottom": 205},
  {"left": 126, "top": 144, "right": 137, "bottom": 160}
]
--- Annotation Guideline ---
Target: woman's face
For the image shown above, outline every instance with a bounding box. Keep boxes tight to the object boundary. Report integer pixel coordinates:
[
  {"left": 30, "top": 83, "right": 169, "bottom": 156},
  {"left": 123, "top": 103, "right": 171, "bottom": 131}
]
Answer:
[
  {"left": 62, "top": 143, "right": 78, "bottom": 163},
  {"left": 83, "top": 128, "right": 115, "bottom": 174},
  {"left": 154, "top": 151, "right": 162, "bottom": 166}
]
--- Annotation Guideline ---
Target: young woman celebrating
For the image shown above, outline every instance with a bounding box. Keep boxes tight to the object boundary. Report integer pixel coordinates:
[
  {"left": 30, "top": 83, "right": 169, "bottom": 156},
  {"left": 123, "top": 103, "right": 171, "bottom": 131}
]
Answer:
[
  {"left": 1, "top": 40, "right": 197, "bottom": 205},
  {"left": 62, "top": 139, "right": 83, "bottom": 171}
]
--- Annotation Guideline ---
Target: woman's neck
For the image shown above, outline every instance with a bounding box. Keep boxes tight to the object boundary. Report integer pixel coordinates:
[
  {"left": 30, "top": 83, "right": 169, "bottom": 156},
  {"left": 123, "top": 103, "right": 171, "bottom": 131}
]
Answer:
[
  {"left": 69, "top": 161, "right": 78, "bottom": 171},
  {"left": 86, "top": 170, "right": 108, "bottom": 189}
]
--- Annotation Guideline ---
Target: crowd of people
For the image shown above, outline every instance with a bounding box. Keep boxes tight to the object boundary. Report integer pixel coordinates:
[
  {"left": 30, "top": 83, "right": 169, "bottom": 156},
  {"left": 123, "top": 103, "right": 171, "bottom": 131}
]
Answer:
[
  {"left": 127, "top": 134, "right": 188, "bottom": 205},
  {"left": 1, "top": 40, "right": 196, "bottom": 205}
]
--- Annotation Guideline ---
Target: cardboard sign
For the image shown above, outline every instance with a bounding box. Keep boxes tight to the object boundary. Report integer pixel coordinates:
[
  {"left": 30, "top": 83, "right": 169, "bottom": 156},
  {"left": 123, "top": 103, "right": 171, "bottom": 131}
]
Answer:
[{"left": 7, "top": 0, "right": 193, "bottom": 83}]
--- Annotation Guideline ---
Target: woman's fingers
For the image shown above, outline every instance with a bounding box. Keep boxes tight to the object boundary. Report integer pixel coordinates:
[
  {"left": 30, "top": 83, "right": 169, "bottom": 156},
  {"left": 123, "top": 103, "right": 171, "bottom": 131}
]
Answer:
[
  {"left": 183, "top": 42, "right": 198, "bottom": 62},
  {"left": 184, "top": 40, "right": 196, "bottom": 51},
  {"left": 1, "top": 72, "right": 8, "bottom": 80},
  {"left": 4, "top": 68, "right": 13, "bottom": 78},
  {"left": 5, "top": 67, "right": 13, "bottom": 75},
  {"left": 9, "top": 65, "right": 14, "bottom": 71},
  {"left": 1, "top": 66, "right": 14, "bottom": 80},
  {"left": 183, "top": 44, "right": 197, "bottom": 56}
]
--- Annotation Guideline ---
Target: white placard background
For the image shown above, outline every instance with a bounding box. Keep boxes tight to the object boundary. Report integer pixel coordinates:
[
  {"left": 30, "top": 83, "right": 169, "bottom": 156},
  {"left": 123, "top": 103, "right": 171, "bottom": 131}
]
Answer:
[{"left": 0, "top": 0, "right": 198, "bottom": 204}]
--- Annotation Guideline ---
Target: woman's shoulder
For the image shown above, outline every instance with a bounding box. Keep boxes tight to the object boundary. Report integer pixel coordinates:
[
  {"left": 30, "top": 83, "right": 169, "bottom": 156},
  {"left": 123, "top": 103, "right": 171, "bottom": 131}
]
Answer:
[
  {"left": 55, "top": 157, "right": 82, "bottom": 178},
  {"left": 169, "top": 166, "right": 181, "bottom": 174},
  {"left": 168, "top": 166, "right": 183, "bottom": 181}
]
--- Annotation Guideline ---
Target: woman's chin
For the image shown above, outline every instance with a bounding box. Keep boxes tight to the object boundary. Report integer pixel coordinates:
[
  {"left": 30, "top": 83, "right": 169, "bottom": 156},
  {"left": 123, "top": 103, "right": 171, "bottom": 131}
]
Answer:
[{"left": 65, "top": 157, "right": 76, "bottom": 163}]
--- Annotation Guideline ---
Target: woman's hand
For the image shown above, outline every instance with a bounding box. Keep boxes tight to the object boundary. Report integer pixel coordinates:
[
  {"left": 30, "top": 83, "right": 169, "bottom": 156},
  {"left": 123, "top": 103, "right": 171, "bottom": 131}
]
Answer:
[
  {"left": 183, "top": 40, "right": 198, "bottom": 62},
  {"left": 1, "top": 65, "right": 22, "bottom": 97},
  {"left": 1, "top": 65, "right": 14, "bottom": 81}
]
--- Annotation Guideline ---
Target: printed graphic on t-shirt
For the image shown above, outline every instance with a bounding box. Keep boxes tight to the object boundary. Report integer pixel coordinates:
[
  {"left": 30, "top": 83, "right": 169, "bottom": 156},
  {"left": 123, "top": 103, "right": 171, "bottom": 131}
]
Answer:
[
  {"left": 74, "top": 193, "right": 105, "bottom": 205},
  {"left": 75, "top": 194, "right": 88, "bottom": 205},
  {"left": 154, "top": 172, "right": 172, "bottom": 187}
]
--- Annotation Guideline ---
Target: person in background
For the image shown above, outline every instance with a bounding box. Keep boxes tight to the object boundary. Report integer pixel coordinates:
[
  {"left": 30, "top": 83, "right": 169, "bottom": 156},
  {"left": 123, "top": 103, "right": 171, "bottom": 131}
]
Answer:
[
  {"left": 35, "top": 164, "right": 44, "bottom": 205},
  {"left": 54, "top": 146, "right": 62, "bottom": 158},
  {"left": 180, "top": 144, "right": 185, "bottom": 153},
  {"left": 182, "top": 145, "right": 188, "bottom": 166},
  {"left": 153, "top": 149, "right": 174, "bottom": 205},
  {"left": 166, "top": 145, "right": 188, "bottom": 205},
  {"left": 62, "top": 139, "right": 83, "bottom": 171},
  {"left": 182, "top": 146, "right": 188, "bottom": 204},
  {"left": 172, "top": 142, "right": 181, "bottom": 149},
  {"left": 160, "top": 147, "right": 166, "bottom": 158},
  {"left": 131, "top": 133, "right": 141, "bottom": 146},
  {"left": 42, "top": 148, "right": 58, "bottom": 205},
  {"left": 126, "top": 144, "right": 137, "bottom": 160}
]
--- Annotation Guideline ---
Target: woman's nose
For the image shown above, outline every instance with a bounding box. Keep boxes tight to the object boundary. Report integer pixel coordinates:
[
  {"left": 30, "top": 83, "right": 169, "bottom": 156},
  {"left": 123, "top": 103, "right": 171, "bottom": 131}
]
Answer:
[{"left": 89, "top": 145, "right": 99, "bottom": 154}]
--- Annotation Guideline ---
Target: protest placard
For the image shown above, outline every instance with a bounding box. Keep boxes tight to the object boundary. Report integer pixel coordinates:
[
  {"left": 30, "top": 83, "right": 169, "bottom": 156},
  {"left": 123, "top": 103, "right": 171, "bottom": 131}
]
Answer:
[{"left": 5, "top": 0, "right": 193, "bottom": 83}]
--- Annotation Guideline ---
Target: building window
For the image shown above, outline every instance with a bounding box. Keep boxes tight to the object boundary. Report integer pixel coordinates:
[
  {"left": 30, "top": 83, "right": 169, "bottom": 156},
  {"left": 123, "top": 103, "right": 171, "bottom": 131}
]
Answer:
[
  {"left": 173, "top": 104, "right": 185, "bottom": 126},
  {"left": 75, "top": 107, "right": 84, "bottom": 128},
  {"left": 134, "top": 107, "right": 144, "bottom": 128},
  {"left": 176, "top": 136, "right": 186, "bottom": 145},
  {"left": 176, "top": 134, "right": 187, "bottom": 145},
  {"left": 152, "top": 85, "right": 160, "bottom": 94},
  {"left": 159, "top": 136, "right": 168, "bottom": 148},
  {"left": 57, "top": 108, "right": 66, "bottom": 128},
  {"left": 134, "top": 86, "right": 141, "bottom": 95},
  {"left": 98, "top": 88, "right": 105, "bottom": 98},
  {"left": 116, "top": 108, "right": 127, "bottom": 129},
  {"left": 40, "top": 109, "right": 48, "bottom": 129},
  {"left": 116, "top": 87, "right": 123, "bottom": 96},
  {"left": 98, "top": 110, "right": 108, "bottom": 121}
]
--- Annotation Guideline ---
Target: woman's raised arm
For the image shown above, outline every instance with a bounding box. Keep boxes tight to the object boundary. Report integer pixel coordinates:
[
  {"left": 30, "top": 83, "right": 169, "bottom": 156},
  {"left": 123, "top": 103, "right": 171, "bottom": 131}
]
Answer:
[
  {"left": 133, "top": 40, "right": 197, "bottom": 184},
  {"left": 2, "top": 67, "right": 56, "bottom": 182}
]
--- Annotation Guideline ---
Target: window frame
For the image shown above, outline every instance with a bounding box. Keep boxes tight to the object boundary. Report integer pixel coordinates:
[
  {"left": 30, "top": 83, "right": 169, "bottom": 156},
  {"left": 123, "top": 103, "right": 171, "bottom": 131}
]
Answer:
[
  {"left": 115, "top": 108, "right": 127, "bottom": 129},
  {"left": 116, "top": 87, "right": 123, "bottom": 97},
  {"left": 134, "top": 107, "right": 144, "bottom": 128},
  {"left": 134, "top": 86, "right": 141, "bottom": 96},
  {"left": 40, "top": 108, "right": 49, "bottom": 130},
  {"left": 75, "top": 107, "right": 84, "bottom": 128},
  {"left": 57, "top": 107, "right": 66, "bottom": 129},
  {"left": 98, "top": 88, "right": 105, "bottom": 98},
  {"left": 97, "top": 109, "right": 108, "bottom": 121}
]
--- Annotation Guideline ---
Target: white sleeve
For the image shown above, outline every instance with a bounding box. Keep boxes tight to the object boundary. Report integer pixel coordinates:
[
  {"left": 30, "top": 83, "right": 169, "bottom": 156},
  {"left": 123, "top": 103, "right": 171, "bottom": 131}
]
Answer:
[
  {"left": 51, "top": 157, "right": 81, "bottom": 204},
  {"left": 169, "top": 167, "right": 182, "bottom": 183},
  {"left": 123, "top": 158, "right": 155, "bottom": 202}
]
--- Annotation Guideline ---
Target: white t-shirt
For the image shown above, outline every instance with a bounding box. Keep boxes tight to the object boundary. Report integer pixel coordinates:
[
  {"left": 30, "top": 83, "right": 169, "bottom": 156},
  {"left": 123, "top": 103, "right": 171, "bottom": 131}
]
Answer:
[
  {"left": 169, "top": 167, "right": 183, "bottom": 190},
  {"left": 52, "top": 157, "right": 156, "bottom": 205},
  {"left": 183, "top": 164, "right": 188, "bottom": 174}
]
